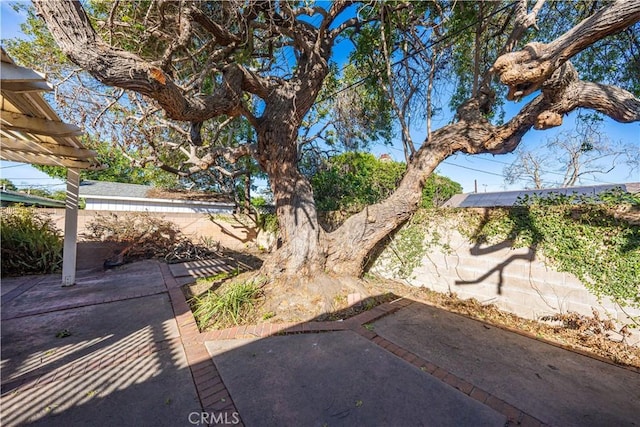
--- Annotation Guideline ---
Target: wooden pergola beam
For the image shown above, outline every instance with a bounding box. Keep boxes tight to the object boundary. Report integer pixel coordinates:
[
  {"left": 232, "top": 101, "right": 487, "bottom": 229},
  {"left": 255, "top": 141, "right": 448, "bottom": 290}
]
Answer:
[
  {"left": 0, "top": 136, "right": 97, "bottom": 159},
  {"left": 1, "top": 80, "right": 53, "bottom": 93},
  {"left": 1, "top": 110, "right": 83, "bottom": 137},
  {"left": 0, "top": 61, "right": 47, "bottom": 84},
  {"left": 1, "top": 47, "right": 101, "bottom": 288},
  {"left": 0, "top": 150, "right": 93, "bottom": 169}
]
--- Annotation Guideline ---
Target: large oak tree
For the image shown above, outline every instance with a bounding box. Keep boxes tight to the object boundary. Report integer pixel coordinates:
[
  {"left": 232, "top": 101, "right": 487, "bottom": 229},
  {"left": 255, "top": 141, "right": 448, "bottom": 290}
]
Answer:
[{"left": 33, "top": 0, "right": 640, "bottom": 312}]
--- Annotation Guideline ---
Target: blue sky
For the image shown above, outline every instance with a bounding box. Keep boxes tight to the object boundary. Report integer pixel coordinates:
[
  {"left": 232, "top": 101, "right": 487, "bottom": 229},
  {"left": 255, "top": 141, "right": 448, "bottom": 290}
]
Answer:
[
  {"left": 0, "top": 2, "right": 63, "bottom": 190},
  {"left": 1, "top": 2, "right": 638, "bottom": 194}
]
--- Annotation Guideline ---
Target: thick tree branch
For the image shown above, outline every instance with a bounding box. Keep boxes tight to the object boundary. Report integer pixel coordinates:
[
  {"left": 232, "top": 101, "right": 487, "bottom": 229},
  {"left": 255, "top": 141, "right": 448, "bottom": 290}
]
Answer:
[
  {"left": 151, "top": 143, "right": 256, "bottom": 177},
  {"left": 160, "top": 3, "right": 195, "bottom": 70},
  {"left": 33, "top": 0, "right": 264, "bottom": 122},
  {"left": 501, "top": 0, "right": 546, "bottom": 55},
  {"left": 493, "top": 0, "right": 640, "bottom": 100},
  {"left": 476, "top": 0, "right": 544, "bottom": 100},
  {"left": 564, "top": 81, "right": 640, "bottom": 123},
  {"left": 329, "top": 41, "right": 640, "bottom": 274},
  {"left": 192, "top": 144, "right": 257, "bottom": 172},
  {"left": 188, "top": 4, "right": 242, "bottom": 46},
  {"left": 320, "top": 0, "right": 355, "bottom": 40}
]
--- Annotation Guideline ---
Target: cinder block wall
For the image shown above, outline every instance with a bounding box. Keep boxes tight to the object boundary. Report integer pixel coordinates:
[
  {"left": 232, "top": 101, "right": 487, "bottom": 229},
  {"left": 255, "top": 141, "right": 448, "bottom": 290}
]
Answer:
[{"left": 371, "top": 213, "right": 640, "bottom": 346}]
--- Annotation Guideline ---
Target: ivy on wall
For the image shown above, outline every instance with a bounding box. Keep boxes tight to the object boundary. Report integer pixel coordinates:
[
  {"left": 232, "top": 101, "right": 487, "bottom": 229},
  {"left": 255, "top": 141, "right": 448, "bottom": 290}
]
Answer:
[
  {"left": 376, "top": 189, "right": 640, "bottom": 314},
  {"left": 378, "top": 209, "right": 453, "bottom": 280},
  {"left": 464, "top": 190, "right": 640, "bottom": 311}
]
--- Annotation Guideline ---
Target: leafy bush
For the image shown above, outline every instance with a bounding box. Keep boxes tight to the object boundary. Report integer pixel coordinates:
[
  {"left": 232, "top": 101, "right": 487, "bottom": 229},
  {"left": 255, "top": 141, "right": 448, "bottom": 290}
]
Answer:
[
  {"left": 1, "top": 206, "right": 63, "bottom": 276},
  {"left": 311, "top": 152, "right": 404, "bottom": 212},
  {"left": 246, "top": 197, "right": 279, "bottom": 233},
  {"left": 255, "top": 212, "right": 278, "bottom": 233},
  {"left": 192, "top": 279, "right": 264, "bottom": 329},
  {"left": 420, "top": 174, "right": 463, "bottom": 208},
  {"left": 311, "top": 152, "right": 461, "bottom": 213}
]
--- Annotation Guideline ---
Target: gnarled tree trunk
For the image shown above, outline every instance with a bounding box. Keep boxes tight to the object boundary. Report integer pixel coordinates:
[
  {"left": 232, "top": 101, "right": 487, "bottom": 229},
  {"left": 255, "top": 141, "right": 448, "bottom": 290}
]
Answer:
[
  {"left": 257, "top": 121, "right": 327, "bottom": 277},
  {"left": 326, "top": 139, "right": 449, "bottom": 276},
  {"left": 33, "top": 0, "right": 640, "bottom": 293}
]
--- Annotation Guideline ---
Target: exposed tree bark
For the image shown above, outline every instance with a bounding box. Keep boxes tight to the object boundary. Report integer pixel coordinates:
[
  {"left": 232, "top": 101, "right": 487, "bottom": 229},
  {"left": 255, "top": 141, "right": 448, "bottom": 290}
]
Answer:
[
  {"left": 327, "top": 71, "right": 640, "bottom": 275},
  {"left": 34, "top": 0, "right": 640, "bottom": 288},
  {"left": 492, "top": 0, "right": 640, "bottom": 100},
  {"left": 256, "top": 118, "right": 327, "bottom": 277},
  {"left": 326, "top": 138, "right": 448, "bottom": 275},
  {"left": 33, "top": 0, "right": 273, "bottom": 122},
  {"left": 35, "top": 0, "right": 336, "bottom": 281},
  {"left": 553, "top": 80, "right": 640, "bottom": 123},
  {"left": 326, "top": 1, "right": 640, "bottom": 276}
]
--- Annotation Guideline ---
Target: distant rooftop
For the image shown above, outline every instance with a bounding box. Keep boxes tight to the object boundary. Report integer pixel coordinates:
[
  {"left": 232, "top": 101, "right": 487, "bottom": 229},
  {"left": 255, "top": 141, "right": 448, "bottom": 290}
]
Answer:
[
  {"left": 0, "top": 189, "right": 65, "bottom": 208},
  {"left": 80, "top": 180, "right": 150, "bottom": 199},
  {"left": 79, "top": 180, "right": 232, "bottom": 203},
  {"left": 443, "top": 183, "right": 639, "bottom": 208}
]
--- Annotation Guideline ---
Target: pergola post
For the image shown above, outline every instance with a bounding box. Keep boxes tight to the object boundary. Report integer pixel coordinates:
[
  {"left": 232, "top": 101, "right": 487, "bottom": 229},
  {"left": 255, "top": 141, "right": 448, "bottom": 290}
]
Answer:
[
  {"left": 61, "top": 168, "right": 80, "bottom": 287},
  {"left": 2, "top": 48, "right": 99, "bottom": 285}
]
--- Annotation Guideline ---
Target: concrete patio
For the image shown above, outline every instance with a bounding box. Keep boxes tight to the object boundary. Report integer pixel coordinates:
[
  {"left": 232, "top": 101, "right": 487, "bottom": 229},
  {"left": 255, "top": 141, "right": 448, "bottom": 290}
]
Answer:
[{"left": 1, "top": 259, "right": 638, "bottom": 426}]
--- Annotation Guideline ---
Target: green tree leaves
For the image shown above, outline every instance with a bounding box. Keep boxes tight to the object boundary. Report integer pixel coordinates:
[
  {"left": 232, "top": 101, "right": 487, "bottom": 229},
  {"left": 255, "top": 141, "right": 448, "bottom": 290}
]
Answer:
[
  {"left": 0, "top": 179, "right": 17, "bottom": 191},
  {"left": 34, "top": 135, "right": 178, "bottom": 187},
  {"left": 310, "top": 152, "right": 461, "bottom": 212}
]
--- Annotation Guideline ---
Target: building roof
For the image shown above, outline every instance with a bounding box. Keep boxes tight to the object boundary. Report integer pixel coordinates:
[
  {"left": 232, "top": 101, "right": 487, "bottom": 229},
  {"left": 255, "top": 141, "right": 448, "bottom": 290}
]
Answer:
[
  {"left": 80, "top": 180, "right": 151, "bottom": 198},
  {"left": 0, "top": 189, "right": 65, "bottom": 208},
  {"left": 443, "top": 183, "right": 639, "bottom": 208},
  {"left": 0, "top": 48, "right": 100, "bottom": 170},
  {"left": 79, "top": 180, "right": 234, "bottom": 204}
]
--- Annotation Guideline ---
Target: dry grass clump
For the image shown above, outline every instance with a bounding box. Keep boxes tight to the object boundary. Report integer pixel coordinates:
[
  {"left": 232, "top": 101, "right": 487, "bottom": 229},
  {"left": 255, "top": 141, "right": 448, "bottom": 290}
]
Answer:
[{"left": 191, "top": 276, "right": 266, "bottom": 329}]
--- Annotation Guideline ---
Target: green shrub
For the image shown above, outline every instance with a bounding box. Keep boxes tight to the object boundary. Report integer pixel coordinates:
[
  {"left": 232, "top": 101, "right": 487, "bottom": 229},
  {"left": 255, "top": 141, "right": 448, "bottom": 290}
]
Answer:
[
  {"left": 311, "top": 152, "right": 461, "bottom": 213},
  {"left": 250, "top": 198, "right": 278, "bottom": 233},
  {"left": 255, "top": 212, "right": 278, "bottom": 233},
  {"left": 1, "top": 206, "right": 63, "bottom": 276},
  {"left": 420, "top": 174, "right": 463, "bottom": 208}
]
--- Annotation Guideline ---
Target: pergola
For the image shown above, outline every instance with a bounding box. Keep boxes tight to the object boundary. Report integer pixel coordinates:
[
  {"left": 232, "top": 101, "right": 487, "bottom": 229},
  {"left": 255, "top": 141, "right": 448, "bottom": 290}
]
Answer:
[{"left": 1, "top": 48, "right": 101, "bottom": 286}]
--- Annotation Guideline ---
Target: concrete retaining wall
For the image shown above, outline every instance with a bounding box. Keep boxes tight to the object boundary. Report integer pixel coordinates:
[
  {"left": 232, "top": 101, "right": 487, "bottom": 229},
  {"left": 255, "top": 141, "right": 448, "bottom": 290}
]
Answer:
[{"left": 371, "top": 212, "right": 640, "bottom": 346}]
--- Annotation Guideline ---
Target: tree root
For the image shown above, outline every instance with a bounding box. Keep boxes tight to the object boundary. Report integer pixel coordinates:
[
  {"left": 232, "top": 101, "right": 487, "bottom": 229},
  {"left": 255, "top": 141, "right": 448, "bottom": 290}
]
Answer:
[{"left": 257, "top": 272, "right": 370, "bottom": 322}]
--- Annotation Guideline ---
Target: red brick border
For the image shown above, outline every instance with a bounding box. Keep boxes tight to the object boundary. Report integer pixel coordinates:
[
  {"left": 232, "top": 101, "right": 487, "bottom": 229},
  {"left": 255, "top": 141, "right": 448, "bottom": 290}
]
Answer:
[
  {"left": 161, "top": 264, "right": 548, "bottom": 427},
  {"left": 351, "top": 323, "right": 547, "bottom": 426},
  {"left": 160, "top": 263, "right": 244, "bottom": 425}
]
